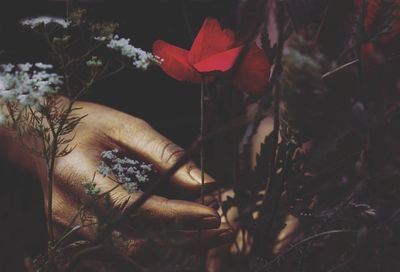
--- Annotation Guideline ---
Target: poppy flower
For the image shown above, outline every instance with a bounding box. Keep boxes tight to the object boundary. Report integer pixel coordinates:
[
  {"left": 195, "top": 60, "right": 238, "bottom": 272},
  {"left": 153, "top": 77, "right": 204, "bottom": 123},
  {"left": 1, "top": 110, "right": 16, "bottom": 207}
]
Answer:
[{"left": 153, "top": 18, "right": 271, "bottom": 95}]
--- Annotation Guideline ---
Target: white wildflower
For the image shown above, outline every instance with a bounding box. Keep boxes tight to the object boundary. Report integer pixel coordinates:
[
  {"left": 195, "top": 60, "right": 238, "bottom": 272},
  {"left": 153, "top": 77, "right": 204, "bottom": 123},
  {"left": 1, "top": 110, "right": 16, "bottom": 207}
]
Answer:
[
  {"left": 20, "top": 16, "right": 71, "bottom": 29},
  {"left": 17, "top": 63, "right": 33, "bottom": 72},
  {"left": 98, "top": 149, "right": 154, "bottom": 193},
  {"left": 94, "top": 36, "right": 111, "bottom": 42},
  {"left": 106, "top": 35, "right": 162, "bottom": 70},
  {"left": 82, "top": 181, "right": 101, "bottom": 196},
  {"left": 98, "top": 163, "right": 112, "bottom": 177},
  {"left": 101, "top": 149, "right": 116, "bottom": 160},
  {"left": 0, "top": 64, "right": 15, "bottom": 73},
  {"left": 35, "top": 63, "right": 53, "bottom": 70},
  {"left": 0, "top": 63, "right": 62, "bottom": 106},
  {"left": 86, "top": 56, "right": 103, "bottom": 67}
]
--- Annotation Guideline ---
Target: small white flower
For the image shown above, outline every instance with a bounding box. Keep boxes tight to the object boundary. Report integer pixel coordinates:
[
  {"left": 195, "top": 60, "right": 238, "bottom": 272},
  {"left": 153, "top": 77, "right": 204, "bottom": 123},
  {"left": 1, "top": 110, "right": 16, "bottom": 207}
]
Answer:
[
  {"left": 98, "top": 163, "right": 112, "bottom": 177},
  {"left": 17, "top": 63, "right": 33, "bottom": 72},
  {"left": 35, "top": 63, "right": 53, "bottom": 70},
  {"left": 101, "top": 150, "right": 115, "bottom": 160},
  {"left": 94, "top": 36, "right": 112, "bottom": 42},
  {"left": 106, "top": 35, "right": 162, "bottom": 70},
  {"left": 0, "top": 64, "right": 15, "bottom": 73},
  {"left": 0, "top": 63, "right": 62, "bottom": 106},
  {"left": 20, "top": 16, "right": 71, "bottom": 29},
  {"left": 98, "top": 149, "right": 154, "bottom": 193},
  {"left": 86, "top": 56, "right": 103, "bottom": 67}
]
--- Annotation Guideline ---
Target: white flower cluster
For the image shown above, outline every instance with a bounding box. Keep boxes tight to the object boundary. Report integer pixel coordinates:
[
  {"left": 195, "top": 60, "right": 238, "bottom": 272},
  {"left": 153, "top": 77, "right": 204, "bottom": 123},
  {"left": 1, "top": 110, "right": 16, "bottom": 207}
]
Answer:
[
  {"left": 0, "top": 63, "right": 62, "bottom": 106},
  {"left": 98, "top": 149, "right": 154, "bottom": 193},
  {"left": 86, "top": 56, "right": 103, "bottom": 67},
  {"left": 106, "top": 35, "right": 163, "bottom": 70},
  {"left": 82, "top": 181, "right": 101, "bottom": 196},
  {"left": 20, "top": 16, "right": 71, "bottom": 29}
]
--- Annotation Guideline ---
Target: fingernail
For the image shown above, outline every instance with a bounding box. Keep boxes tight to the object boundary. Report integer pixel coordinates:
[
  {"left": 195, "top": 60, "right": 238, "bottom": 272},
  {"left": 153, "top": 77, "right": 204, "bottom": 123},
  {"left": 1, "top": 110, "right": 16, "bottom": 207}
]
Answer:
[
  {"left": 200, "top": 215, "right": 220, "bottom": 229},
  {"left": 189, "top": 168, "right": 215, "bottom": 185}
]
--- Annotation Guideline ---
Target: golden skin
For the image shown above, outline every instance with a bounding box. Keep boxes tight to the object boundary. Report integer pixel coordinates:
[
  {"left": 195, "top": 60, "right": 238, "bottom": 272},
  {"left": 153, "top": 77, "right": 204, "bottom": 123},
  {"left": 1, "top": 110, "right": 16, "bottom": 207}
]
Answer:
[{"left": 0, "top": 99, "right": 234, "bottom": 262}]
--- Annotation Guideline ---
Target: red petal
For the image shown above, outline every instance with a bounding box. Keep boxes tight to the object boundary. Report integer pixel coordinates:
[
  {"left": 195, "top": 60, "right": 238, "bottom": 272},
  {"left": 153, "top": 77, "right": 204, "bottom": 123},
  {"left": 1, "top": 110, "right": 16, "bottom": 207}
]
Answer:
[
  {"left": 234, "top": 44, "right": 271, "bottom": 95},
  {"left": 193, "top": 46, "right": 242, "bottom": 73},
  {"left": 153, "top": 40, "right": 201, "bottom": 83},
  {"left": 223, "top": 29, "right": 236, "bottom": 43},
  {"left": 188, "top": 18, "right": 236, "bottom": 64}
]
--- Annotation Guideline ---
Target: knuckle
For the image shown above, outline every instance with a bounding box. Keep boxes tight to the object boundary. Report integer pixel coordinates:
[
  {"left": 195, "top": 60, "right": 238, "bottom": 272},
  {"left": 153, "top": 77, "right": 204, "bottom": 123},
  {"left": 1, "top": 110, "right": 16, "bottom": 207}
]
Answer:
[{"left": 159, "top": 141, "right": 185, "bottom": 165}]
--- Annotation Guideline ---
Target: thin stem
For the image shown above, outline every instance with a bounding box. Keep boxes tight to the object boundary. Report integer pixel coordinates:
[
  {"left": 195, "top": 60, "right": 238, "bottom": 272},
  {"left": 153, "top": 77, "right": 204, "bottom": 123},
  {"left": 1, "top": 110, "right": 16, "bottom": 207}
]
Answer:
[
  {"left": 257, "top": 230, "right": 357, "bottom": 272},
  {"left": 47, "top": 149, "right": 56, "bottom": 244},
  {"left": 66, "top": 0, "right": 71, "bottom": 18},
  {"left": 200, "top": 78, "right": 206, "bottom": 205},
  {"left": 198, "top": 78, "right": 207, "bottom": 269},
  {"left": 356, "top": 0, "right": 366, "bottom": 102},
  {"left": 46, "top": 98, "right": 75, "bottom": 246},
  {"left": 314, "top": 0, "right": 332, "bottom": 43},
  {"left": 252, "top": 0, "right": 286, "bottom": 259}
]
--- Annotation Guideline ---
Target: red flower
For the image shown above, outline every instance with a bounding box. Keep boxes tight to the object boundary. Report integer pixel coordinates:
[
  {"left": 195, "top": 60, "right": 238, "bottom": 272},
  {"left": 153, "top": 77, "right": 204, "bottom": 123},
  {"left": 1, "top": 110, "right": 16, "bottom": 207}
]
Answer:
[{"left": 153, "top": 18, "right": 271, "bottom": 95}]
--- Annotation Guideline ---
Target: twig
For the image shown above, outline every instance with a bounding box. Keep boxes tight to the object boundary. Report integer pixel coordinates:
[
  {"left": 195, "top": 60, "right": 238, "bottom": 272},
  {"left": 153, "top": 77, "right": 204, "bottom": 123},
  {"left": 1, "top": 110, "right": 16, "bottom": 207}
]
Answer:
[
  {"left": 322, "top": 58, "right": 359, "bottom": 79},
  {"left": 314, "top": 0, "right": 332, "bottom": 43},
  {"left": 256, "top": 229, "right": 357, "bottom": 272},
  {"left": 252, "top": 0, "right": 287, "bottom": 259}
]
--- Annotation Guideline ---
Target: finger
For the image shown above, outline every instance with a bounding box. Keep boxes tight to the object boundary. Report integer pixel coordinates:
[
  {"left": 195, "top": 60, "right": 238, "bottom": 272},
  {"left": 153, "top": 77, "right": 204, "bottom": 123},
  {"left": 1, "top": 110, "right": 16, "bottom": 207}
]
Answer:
[
  {"left": 124, "top": 223, "right": 234, "bottom": 262},
  {"left": 126, "top": 193, "right": 221, "bottom": 230},
  {"left": 196, "top": 194, "right": 220, "bottom": 210},
  {"left": 107, "top": 116, "right": 216, "bottom": 192},
  {"left": 54, "top": 149, "right": 221, "bottom": 231},
  {"left": 175, "top": 223, "right": 234, "bottom": 249}
]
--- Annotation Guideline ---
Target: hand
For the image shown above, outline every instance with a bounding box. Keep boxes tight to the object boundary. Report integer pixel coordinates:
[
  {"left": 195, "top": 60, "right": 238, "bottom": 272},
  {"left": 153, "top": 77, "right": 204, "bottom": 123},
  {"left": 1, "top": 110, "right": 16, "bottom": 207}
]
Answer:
[{"left": 0, "top": 99, "right": 234, "bottom": 264}]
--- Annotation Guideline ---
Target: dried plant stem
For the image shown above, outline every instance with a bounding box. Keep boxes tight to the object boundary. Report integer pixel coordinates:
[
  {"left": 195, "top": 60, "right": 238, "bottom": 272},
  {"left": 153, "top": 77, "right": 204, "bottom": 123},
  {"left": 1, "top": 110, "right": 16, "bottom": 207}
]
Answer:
[
  {"left": 314, "top": 0, "right": 332, "bottom": 43},
  {"left": 46, "top": 143, "right": 57, "bottom": 244},
  {"left": 46, "top": 99, "right": 74, "bottom": 244},
  {"left": 252, "top": 0, "right": 286, "bottom": 259},
  {"left": 356, "top": 0, "right": 367, "bottom": 101},
  {"left": 197, "top": 79, "right": 207, "bottom": 269},
  {"left": 257, "top": 230, "right": 357, "bottom": 272}
]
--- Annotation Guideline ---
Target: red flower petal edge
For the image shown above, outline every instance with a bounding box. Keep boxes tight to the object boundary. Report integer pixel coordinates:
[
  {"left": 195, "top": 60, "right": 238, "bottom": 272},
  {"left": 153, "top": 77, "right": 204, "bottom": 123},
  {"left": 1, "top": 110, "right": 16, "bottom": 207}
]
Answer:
[
  {"left": 153, "top": 40, "right": 201, "bottom": 83},
  {"left": 188, "top": 18, "right": 236, "bottom": 64}
]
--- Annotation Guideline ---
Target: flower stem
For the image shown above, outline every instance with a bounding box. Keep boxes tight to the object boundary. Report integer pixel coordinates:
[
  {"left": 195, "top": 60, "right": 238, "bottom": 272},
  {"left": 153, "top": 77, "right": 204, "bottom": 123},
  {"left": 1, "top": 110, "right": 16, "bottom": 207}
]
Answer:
[
  {"left": 200, "top": 78, "right": 206, "bottom": 205},
  {"left": 47, "top": 145, "right": 57, "bottom": 245}
]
